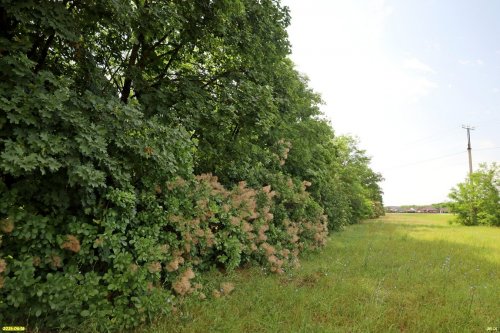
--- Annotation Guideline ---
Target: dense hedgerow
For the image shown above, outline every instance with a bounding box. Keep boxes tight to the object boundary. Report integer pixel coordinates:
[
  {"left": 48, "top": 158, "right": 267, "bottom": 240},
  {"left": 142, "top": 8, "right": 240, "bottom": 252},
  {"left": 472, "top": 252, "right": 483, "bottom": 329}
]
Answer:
[{"left": 0, "top": 0, "right": 382, "bottom": 331}]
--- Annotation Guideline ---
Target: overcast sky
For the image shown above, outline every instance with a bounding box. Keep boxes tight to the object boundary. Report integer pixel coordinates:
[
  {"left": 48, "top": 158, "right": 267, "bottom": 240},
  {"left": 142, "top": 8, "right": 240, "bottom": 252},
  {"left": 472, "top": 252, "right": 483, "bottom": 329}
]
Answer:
[{"left": 282, "top": 0, "right": 500, "bottom": 206}]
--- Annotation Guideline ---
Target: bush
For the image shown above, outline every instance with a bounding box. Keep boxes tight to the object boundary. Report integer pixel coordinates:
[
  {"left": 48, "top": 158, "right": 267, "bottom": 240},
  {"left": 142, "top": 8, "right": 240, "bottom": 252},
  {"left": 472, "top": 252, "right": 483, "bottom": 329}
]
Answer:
[
  {"left": 0, "top": 165, "right": 328, "bottom": 331},
  {"left": 0, "top": 52, "right": 193, "bottom": 330},
  {"left": 448, "top": 163, "right": 500, "bottom": 226}
]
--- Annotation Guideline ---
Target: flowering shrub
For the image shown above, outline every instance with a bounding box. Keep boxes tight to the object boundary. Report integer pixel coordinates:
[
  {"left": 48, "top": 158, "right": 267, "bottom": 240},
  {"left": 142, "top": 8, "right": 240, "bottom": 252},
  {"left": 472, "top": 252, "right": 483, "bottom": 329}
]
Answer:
[
  {"left": 0, "top": 166, "right": 327, "bottom": 331},
  {"left": 159, "top": 173, "right": 327, "bottom": 276}
]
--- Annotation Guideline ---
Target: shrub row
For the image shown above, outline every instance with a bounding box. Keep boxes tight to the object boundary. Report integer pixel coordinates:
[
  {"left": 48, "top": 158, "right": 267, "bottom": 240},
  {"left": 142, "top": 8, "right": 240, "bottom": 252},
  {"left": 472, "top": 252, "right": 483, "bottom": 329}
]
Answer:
[{"left": 0, "top": 1, "right": 382, "bottom": 331}]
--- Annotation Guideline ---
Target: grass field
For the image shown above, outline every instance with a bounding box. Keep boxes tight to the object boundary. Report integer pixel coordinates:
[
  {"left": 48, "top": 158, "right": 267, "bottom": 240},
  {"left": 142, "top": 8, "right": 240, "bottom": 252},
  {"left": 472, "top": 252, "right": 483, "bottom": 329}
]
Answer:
[{"left": 138, "top": 214, "right": 500, "bottom": 333}]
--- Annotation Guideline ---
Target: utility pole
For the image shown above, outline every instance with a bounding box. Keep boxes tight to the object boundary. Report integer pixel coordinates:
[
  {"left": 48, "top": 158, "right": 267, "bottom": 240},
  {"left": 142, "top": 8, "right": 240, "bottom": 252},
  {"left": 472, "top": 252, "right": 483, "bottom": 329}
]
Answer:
[
  {"left": 462, "top": 124, "right": 477, "bottom": 225},
  {"left": 462, "top": 125, "right": 475, "bottom": 176}
]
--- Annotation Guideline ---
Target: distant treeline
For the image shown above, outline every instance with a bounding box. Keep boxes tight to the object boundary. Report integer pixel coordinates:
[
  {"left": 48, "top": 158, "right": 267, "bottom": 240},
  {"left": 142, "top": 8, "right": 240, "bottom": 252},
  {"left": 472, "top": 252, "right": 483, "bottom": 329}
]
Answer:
[{"left": 386, "top": 203, "right": 450, "bottom": 213}]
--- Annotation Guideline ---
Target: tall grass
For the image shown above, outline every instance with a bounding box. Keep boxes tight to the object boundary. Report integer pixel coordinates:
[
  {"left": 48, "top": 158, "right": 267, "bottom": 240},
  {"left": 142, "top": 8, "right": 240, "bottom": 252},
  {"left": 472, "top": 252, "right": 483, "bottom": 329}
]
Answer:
[{"left": 138, "top": 214, "right": 500, "bottom": 332}]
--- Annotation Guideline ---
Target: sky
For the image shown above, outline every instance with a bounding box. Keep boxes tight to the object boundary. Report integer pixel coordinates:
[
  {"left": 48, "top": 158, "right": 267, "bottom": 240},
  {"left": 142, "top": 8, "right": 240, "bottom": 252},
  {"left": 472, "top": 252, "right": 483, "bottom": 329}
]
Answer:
[{"left": 281, "top": 0, "right": 500, "bottom": 206}]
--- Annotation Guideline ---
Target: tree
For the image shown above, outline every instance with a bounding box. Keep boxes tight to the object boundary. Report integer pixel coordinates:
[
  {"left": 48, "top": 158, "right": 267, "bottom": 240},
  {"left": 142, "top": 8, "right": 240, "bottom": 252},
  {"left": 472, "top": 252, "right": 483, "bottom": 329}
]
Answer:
[{"left": 448, "top": 163, "right": 500, "bottom": 226}]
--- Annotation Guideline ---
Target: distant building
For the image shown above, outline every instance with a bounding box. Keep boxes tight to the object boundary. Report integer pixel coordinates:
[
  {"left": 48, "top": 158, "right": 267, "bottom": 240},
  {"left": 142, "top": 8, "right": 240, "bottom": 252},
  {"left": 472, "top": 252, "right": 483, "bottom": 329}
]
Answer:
[
  {"left": 420, "top": 206, "right": 439, "bottom": 213},
  {"left": 385, "top": 206, "right": 401, "bottom": 213}
]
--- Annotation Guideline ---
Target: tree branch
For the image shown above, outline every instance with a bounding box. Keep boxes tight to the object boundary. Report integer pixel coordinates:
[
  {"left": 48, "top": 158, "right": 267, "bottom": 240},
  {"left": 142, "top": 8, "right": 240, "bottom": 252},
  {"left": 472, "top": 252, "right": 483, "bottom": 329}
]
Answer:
[
  {"left": 34, "top": 31, "right": 55, "bottom": 73},
  {"left": 151, "top": 29, "right": 174, "bottom": 49},
  {"left": 150, "top": 42, "right": 185, "bottom": 88},
  {"left": 120, "top": 40, "right": 141, "bottom": 103}
]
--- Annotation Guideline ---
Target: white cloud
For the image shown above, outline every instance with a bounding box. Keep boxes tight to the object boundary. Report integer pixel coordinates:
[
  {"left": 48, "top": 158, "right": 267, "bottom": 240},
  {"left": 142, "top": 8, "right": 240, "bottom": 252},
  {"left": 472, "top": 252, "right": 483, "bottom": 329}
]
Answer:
[
  {"left": 403, "top": 57, "right": 436, "bottom": 74},
  {"left": 286, "top": 0, "right": 438, "bottom": 123},
  {"left": 458, "top": 59, "right": 484, "bottom": 66}
]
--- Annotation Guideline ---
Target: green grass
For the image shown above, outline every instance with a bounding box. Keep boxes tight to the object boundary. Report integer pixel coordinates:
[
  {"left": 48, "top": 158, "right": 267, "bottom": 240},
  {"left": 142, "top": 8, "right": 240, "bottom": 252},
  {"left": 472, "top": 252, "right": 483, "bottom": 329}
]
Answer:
[{"left": 138, "top": 214, "right": 500, "bottom": 332}]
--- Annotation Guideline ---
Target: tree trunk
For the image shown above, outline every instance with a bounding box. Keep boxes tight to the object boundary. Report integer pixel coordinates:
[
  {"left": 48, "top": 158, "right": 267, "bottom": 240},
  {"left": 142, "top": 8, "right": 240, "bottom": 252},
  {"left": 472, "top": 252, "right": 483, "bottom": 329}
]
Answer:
[{"left": 121, "top": 42, "right": 140, "bottom": 103}]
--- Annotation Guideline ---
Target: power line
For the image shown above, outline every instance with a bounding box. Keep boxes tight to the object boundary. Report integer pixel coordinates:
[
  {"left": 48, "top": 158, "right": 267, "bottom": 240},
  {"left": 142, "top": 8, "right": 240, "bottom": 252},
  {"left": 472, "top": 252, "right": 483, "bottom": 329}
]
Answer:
[
  {"left": 476, "top": 146, "right": 500, "bottom": 152},
  {"left": 379, "top": 122, "right": 497, "bottom": 171},
  {"left": 383, "top": 147, "right": 499, "bottom": 171},
  {"left": 393, "top": 127, "right": 461, "bottom": 149},
  {"left": 386, "top": 150, "right": 466, "bottom": 170},
  {"left": 391, "top": 118, "right": 500, "bottom": 151}
]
